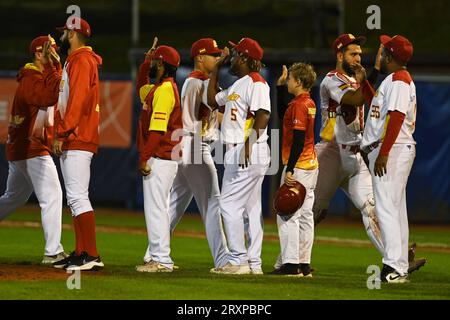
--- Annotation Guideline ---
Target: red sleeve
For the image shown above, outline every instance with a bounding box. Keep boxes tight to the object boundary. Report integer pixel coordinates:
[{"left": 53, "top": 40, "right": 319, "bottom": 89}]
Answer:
[
  {"left": 23, "top": 63, "right": 61, "bottom": 107},
  {"left": 57, "top": 58, "right": 92, "bottom": 140},
  {"left": 361, "top": 79, "right": 376, "bottom": 106},
  {"left": 379, "top": 110, "right": 406, "bottom": 156},
  {"left": 140, "top": 131, "right": 163, "bottom": 162},
  {"left": 136, "top": 59, "right": 151, "bottom": 97}
]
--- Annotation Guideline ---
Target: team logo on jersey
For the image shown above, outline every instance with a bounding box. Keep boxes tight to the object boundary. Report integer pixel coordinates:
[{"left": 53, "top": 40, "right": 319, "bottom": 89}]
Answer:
[
  {"left": 59, "top": 80, "right": 65, "bottom": 92},
  {"left": 9, "top": 115, "right": 25, "bottom": 127},
  {"left": 339, "top": 83, "right": 350, "bottom": 91},
  {"left": 95, "top": 104, "right": 100, "bottom": 112},
  {"left": 227, "top": 93, "right": 240, "bottom": 101}
]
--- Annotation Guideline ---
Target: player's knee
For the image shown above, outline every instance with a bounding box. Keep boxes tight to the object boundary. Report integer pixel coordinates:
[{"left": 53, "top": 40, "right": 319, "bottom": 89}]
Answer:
[
  {"left": 66, "top": 196, "right": 92, "bottom": 215},
  {"left": 360, "top": 198, "right": 375, "bottom": 218}
]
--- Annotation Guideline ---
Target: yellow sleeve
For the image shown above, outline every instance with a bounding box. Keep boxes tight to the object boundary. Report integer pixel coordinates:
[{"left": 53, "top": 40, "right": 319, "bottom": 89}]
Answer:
[
  {"left": 149, "top": 82, "right": 175, "bottom": 132},
  {"left": 139, "top": 84, "right": 154, "bottom": 104}
]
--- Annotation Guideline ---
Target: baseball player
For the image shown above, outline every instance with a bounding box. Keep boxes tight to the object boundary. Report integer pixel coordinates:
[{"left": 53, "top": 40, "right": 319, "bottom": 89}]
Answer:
[
  {"left": 361, "top": 35, "right": 418, "bottom": 283},
  {"left": 0, "top": 35, "right": 67, "bottom": 264},
  {"left": 273, "top": 63, "right": 318, "bottom": 277},
  {"left": 135, "top": 43, "right": 183, "bottom": 273},
  {"left": 152, "top": 38, "right": 231, "bottom": 270},
  {"left": 51, "top": 18, "right": 104, "bottom": 271},
  {"left": 311, "top": 34, "right": 386, "bottom": 256},
  {"left": 207, "top": 38, "right": 271, "bottom": 275},
  {"left": 308, "top": 34, "right": 425, "bottom": 274}
]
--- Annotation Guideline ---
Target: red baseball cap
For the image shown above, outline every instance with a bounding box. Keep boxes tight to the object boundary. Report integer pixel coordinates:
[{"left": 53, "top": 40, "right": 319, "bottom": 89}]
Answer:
[
  {"left": 153, "top": 45, "right": 180, "bottom": 67},
  {"left": 30, "top": 35, "right": 59, "bottom": 54},
  {"left": 228, "top": 38, "right": 263, "bottom": 61},
  {"left": 333, "top": 33, "right": 366, "bottom": 54},
  {"left": 57, "top": 17, "right": 92, "bottom": 38},
  {"left": 190, "top": 38, "right": 222, "bottom": 58},
  {"left": 380, "top": 35, "right": 413, "bottom": 64}
]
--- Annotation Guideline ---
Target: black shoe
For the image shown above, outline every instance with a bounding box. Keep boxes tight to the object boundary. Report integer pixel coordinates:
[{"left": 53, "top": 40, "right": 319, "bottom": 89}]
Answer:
[
  {"left": 299, "top": 263, "right": 312, "bottom": 277},
  {"left": 53, "top": 251, "right": 79, "bottom": 269},
  {"left": 65, "top": 251, "right": 104, "bottom": 271},
  {"left": 380, "top": 264, "right": 409, "bottom": 283},
  {"left": 270, "top": 263, "right": 302, "bottom": 276}
]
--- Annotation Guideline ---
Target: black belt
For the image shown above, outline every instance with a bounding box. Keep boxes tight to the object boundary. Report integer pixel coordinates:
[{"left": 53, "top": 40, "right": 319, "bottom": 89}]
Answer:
[
  {"left": 364, "top": 141, "right": 380, "bottom": 153},
  {"left": 341, "top": 144, "right": 360, "bottom": 154}
]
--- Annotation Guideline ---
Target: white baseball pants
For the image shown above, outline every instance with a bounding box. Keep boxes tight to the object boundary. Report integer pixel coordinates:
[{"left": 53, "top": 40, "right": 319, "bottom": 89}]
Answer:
[
  {"left": 0, "top": 156, "right": 64, "bottom": 256},
  {"left": 220, "top": 142, "right": 270, "bottom": 267},
  {"left": 368, "top": 144, "right": 415, "bottom": 276},
  {"left": 142, "top": 157, "right": 178, "bottom": 268},
  {"left": 277, "top": 166, "right": 318, "bottom": 265},
  {"left": 59, "top": 150, "right": 94, "bottom": 217},
  {"left": 313, "top": 141, "right": 384, "bottom": 254},
  {"left": 167, "top": 136, "right": 230, "bottom": 268}
]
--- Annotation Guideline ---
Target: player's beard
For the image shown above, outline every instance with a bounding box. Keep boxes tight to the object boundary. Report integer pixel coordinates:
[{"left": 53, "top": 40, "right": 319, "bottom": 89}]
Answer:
[
  {"left": 380, "top": 59, "right": 388, "bottom": 74},
  {"left": 149, "top": 64, "right": 158, "bottom": 79},
  {"left": 59, "top": 37, "right": 71, "bottom": 56},
  {"left": 229, "top": 62, "right": 240, "bottom": 77},
  {"left": 342, "top": 59, "right": 355, "bottom": 77}
]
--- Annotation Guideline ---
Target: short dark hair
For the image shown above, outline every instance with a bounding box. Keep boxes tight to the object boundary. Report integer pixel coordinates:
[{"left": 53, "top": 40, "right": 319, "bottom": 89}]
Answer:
[
  {"left": 162, "top": 62, "right": 177, "bottom": 80},
  {"left": 288, "top": 62, "right": 317, "bottom": 90}
]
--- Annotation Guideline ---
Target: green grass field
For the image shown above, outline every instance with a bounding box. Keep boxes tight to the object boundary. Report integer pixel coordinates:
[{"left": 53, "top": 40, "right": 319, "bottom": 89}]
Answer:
[{"left": 1, "top": 205, "right": 449, "bottom": 300}]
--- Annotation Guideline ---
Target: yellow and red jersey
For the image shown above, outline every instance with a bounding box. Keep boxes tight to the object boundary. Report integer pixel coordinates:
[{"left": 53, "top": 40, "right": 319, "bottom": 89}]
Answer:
[
  {"left": 136, "top": 63, "right": 182, "bottom": 162},
  {"left": 56, "top": 46, "right": 102, "bottom": 153},
  {"left": 282, "top": 92, "right": 318, "bottom": 170},
  {"left": 6, "top": 62, "right": 61, "bottom": 161}
]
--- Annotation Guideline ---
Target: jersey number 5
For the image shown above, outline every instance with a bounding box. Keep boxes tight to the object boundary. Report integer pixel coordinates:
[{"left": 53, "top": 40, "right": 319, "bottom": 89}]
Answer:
[
  {"left": 371, "top": 106, "right": 381, "bottom": 119},
  {"left": 231, "top": 107, "right": 238, "bottom": 121}
]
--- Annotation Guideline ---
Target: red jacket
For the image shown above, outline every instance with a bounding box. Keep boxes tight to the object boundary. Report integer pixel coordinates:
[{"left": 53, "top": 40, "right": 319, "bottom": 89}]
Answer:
[
  {"left": 6, "top": 62, "right": 61, "bottom": 161},
  {"left": 56, "top": 46, "right": 102, "bottom": 153}
]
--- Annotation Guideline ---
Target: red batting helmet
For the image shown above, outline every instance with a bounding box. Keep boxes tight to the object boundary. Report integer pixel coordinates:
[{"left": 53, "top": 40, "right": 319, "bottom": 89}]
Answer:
[{"left": 273, "top": 181, "right": 306, "bottom": 217}]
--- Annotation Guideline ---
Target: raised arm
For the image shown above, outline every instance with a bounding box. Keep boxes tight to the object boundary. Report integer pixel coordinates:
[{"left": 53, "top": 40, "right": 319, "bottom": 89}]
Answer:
[
  {"left": 136, "top": 37, "right": 158, "bottom": 97},
  {"left": 276, "top": 65, "right": 294, "bottom": 119},
  {"left": 207, "top": 47, "right": 230, "bottom": 109}
]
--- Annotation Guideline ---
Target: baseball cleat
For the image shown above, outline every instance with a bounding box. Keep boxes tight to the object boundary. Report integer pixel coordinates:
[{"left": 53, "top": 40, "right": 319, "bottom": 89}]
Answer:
[
  {"left": 250, "top": 267, "right": 264, "bottom": 275},
  {"left": 299, "top": 263, "right": 313, "bottom": 277},
  {"left": 136, "top": 261, "right": 173, "bottom": 273},
  {"left": 210, "top": 262, "right": 251, "bottom": 275},
  {"left": 53, "top": 251, "right": 78, "bottom": 269},
  {"left": 65, "top": 252, "right": 104, "bottom": 271},
  {"left": 381, "top": 264, "right": 409, "bottom": 283},
  {"left": 270, "top": 263, "right": 302, "bottom": 276},
  {"left": 384, "top": 272, "right": 410, "bottom": 283},
  {"left": 42, "top": 252, "right": 69, "bottom": 264}
]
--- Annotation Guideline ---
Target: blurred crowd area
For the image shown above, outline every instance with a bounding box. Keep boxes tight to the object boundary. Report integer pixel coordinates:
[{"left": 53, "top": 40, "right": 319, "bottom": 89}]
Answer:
[{"left": 0, "top": 0, "right": 449, "bottom": 73}]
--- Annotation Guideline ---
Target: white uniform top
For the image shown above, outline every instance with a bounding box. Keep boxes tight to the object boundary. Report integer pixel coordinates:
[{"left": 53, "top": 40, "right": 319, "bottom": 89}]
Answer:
[
  {"left": 362, "top": 70, "right": 417, "bottom": 148},
  {"left": 181, "top": 74, "right": 218, "bottom": 141},
  {"left": 319, "top": 70, "right": 364, "bottom": 145},
  {"left": 57, "top": 61, "right": 70, "bottom": 119},
  {"left": 215, "top": 72, "right": 271, "bottom": 144}
]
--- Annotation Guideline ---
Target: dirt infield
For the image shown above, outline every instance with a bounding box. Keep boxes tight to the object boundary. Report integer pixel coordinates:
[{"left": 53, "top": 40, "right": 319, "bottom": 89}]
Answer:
[{"left": 0, "top": 263, "right": 105, "bottom": 281}]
